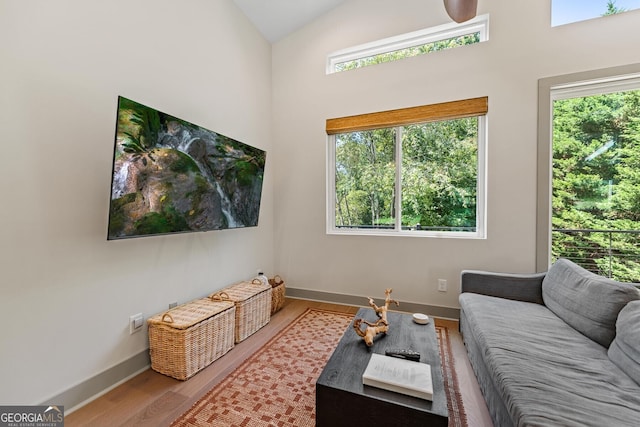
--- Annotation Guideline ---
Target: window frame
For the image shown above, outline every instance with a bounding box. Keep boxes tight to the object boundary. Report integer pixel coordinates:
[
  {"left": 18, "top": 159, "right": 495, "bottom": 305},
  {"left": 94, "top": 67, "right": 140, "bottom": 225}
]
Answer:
[
  {"left": 536, "top": 63, "right": 640, "bottom": 271},
  {"left": 551, "top": 0, "right": 640, "bottom": 27},
  {"left": 326, "top": 14, "right": 489, "bottom": 74},
  {"left": 326, "top": 97, "right": 488, "bottom": 238}
]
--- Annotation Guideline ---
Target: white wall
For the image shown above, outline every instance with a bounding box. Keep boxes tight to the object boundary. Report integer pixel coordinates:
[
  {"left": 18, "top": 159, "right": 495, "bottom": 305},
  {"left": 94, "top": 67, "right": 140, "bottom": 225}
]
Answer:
[
  {"left": 3, "top": 0, "right": 638, "bottom": 408},
  {"left": 272, "top": 0, "right": 640, "bottom": 309},
  {"left": 0, "top": 0, "right": 273, "bottom": 405}
]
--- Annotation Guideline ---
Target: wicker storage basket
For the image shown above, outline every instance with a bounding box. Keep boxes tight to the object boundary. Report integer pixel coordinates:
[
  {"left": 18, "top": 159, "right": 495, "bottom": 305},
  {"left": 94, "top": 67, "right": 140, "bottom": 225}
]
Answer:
[
  {"left": 147, "top": 297, "right": 235, "bottom": 380},
  {"left": 269, "top": 275, "right": 286, "bottom": 314},
  {"left": 217, "top": 280, "right": 271, "bottom": 343}
]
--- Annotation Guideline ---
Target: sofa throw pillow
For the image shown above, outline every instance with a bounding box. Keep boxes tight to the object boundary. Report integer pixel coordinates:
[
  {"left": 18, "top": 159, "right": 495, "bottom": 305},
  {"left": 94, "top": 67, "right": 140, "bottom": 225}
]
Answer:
[
  {"left": 542, "top": 258, "right": 640, "bottom": 347},
  {"left": 608, "top": 300, "right": 640, "bottom": 385}
]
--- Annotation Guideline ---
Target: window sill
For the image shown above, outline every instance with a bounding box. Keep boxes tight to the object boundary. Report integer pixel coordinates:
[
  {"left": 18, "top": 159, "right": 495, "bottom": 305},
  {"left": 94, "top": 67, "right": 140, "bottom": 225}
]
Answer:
[{"left": 326, "top": 228, "right": 486, "bottom": 239}]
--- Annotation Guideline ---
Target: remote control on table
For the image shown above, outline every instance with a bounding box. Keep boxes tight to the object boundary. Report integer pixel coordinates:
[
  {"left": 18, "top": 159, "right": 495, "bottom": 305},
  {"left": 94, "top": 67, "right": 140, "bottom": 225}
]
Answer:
[{"left": 384, "top": 348, "right": 421, "bottom": 362}]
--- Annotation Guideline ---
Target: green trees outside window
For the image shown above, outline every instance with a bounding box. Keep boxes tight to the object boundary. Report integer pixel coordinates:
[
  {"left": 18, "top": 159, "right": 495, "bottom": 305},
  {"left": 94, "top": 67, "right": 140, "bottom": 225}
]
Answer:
[
  {"left": 552, "top": 89, "right": 640, "bottom": 282},
  {"left": 334, "top": 33, "right": 480, "bottom": 73},
  {"left": 334, "top": 117, "right": 479, "bottom": 232}
]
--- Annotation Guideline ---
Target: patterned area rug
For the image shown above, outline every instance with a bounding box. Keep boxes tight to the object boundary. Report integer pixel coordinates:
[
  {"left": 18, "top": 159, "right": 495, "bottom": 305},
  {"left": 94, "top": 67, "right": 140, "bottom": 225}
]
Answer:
[
  {"left": 438, "top": 326, "right": 468, "bottom": 427},
  {"left": 171, "top": 308, "right": 467, "bottom": 427}
]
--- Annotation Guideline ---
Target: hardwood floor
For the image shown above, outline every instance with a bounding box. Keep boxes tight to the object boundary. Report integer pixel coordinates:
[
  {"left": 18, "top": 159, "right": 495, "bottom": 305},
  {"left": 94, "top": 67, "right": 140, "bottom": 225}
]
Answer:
[{"left": 65, "top": 299, "right": 493, "bottom": 426}]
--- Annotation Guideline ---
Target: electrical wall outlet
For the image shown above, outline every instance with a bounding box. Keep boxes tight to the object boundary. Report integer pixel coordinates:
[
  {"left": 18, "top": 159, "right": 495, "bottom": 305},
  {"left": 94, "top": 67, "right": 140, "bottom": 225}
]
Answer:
[
  {"left": 437, "top": 279, "right": 448, "bottom": 292},
  {"left": 129, "top": 313, "right": 144, "bottom": 334}
]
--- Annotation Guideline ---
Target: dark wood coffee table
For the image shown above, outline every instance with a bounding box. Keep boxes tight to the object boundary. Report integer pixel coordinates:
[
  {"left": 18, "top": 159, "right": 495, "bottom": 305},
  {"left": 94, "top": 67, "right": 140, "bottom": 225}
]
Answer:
[{"left": 316, "top": 308, "right": 448, "bottom": 427}]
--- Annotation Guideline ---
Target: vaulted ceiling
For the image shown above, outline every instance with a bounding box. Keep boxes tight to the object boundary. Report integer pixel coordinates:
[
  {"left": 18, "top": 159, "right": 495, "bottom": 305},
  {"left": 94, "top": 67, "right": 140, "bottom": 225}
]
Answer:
[
  {"left": 232, "top": 0, "right": 476, "bottom": 43},
  {"left": 232, "top": 0, "right": 347, "bottom": 43}
]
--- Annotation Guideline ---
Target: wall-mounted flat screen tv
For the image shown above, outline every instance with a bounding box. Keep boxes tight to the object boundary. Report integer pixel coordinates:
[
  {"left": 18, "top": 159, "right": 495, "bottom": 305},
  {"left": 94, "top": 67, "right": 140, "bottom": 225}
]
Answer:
[{"left": 108, "top": 96, "right": 266, "bottom": 240}]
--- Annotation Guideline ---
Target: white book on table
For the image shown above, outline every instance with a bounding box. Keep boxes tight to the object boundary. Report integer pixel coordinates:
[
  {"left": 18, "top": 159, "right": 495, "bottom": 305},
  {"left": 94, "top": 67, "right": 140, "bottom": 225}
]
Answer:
[{"left": 362, "top": 353, "right": 433, "bottom": 401}]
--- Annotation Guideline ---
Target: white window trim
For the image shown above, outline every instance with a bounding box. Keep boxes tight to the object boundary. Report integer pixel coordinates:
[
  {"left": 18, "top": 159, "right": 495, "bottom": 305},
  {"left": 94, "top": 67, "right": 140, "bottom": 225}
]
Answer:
[
  {"left": 551, "top": 73, "right": 640, "bottom": 101},
  {"left": 326, "top": 116, "right": 487, "bottom": 239},
  {"left": 326, "top": 14, "right": 489, "bottom": 74}
]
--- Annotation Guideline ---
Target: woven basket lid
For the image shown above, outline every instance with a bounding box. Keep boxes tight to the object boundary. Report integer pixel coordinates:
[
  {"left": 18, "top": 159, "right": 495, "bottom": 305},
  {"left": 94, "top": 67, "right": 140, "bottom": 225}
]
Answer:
[
  {"left": 147, "top": 298, "right": 234, "bottom": 330},
  {"left": 223, "top": 280, "right": 271, "bottom": 302}
]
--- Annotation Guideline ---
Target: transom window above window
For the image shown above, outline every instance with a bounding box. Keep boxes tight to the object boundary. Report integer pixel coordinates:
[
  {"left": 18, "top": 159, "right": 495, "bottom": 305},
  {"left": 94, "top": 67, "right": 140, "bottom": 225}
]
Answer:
[
  {"left": 326, "top": 14, "right": 489, "bottom": 74},
  {"left": 326, "top": 97, "right": 488, "bottom": 238},
  {"left": 552, "top": 0, "right": 640, "bottom": 26}
]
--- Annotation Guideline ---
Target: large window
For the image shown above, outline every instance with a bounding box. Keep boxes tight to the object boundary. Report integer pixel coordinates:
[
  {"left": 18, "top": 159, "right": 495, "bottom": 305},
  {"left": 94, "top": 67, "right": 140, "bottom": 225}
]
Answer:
[
  {"left": 327, "top": 97, "right": 487, "bottom": 238},
  {"left": 538, "top": 66, "right": 640, "bottom": 282}
]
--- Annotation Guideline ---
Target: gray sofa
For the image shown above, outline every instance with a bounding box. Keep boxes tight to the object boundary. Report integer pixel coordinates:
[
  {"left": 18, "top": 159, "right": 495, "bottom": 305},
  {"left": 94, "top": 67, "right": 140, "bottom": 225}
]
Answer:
[{"left": 459, "top": 258, "right": 640, "bottom": 427}]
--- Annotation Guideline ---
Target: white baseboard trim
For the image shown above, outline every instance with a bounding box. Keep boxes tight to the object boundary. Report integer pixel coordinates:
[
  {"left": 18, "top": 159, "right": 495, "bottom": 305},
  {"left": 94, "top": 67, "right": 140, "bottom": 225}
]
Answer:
[
  {"left": 40, "top": 349, "right": 150, "bottom": 414},
  {"left": 286, "top": 287, "right": 461, "bottom": 320}
]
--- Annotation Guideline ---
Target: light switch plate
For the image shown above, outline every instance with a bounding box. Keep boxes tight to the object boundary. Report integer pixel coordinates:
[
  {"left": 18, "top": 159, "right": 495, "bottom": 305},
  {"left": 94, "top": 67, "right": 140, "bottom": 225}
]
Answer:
[{"left": 129, "top": 313, "right": 144, "bottom": 334}]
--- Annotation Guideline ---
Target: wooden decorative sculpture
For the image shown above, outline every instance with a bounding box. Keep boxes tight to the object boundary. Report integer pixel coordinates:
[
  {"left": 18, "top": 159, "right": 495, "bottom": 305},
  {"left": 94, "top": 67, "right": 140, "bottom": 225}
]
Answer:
[
  {"left": 444, "top": 0, "right": 478, "bottom": 23},
  {"left": 353, "top": 289, "right": 400, "bottom": 347}
]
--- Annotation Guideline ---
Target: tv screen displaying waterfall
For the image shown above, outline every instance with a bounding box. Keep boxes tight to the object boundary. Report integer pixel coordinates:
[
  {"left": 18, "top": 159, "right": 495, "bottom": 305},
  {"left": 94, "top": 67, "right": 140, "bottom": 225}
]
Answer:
[{"left": 107, "top": 96, "right": 266, "bottom": 240}]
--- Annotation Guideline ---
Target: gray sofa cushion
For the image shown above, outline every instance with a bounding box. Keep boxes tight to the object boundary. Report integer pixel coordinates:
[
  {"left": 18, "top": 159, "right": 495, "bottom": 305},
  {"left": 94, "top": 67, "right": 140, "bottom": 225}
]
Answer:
[
  {"left": 459, "top": 292, "right": 640, "bottom": 427},
  {"left": 542, "top": 258, "right": 640, "bottom": 347},
  {"left": 608, "top": 300, "right": 640, "bottom": 385},
  {"left": 461, "top": 270, "right": 545, "bottom": 304}
]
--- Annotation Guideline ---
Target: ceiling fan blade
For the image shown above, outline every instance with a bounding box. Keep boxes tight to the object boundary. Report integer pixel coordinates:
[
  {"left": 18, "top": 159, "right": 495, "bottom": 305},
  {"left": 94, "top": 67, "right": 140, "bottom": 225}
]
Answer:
[{"left": 444, "top": 0, "right": 478, "bottom": 23}]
